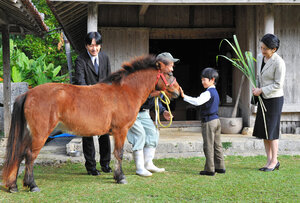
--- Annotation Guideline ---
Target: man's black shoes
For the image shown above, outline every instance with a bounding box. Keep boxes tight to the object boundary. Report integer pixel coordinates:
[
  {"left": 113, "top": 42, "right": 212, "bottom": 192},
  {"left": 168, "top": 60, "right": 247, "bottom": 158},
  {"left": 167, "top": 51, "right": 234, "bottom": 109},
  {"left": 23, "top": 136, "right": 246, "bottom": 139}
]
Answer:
[
  {"left": 87, "top": 169, "right": 101, "bottom": 176},
  {"left": 101, "top": 165, "right": 112, "bottom": 173}
]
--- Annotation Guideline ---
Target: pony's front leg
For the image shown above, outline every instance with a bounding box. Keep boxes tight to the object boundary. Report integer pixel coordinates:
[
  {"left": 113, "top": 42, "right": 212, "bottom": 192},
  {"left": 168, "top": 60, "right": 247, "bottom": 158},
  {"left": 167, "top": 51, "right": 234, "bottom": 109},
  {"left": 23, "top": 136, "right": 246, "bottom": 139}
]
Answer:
[{"left": 113, "top": 130, "right": 128, "bottom": 184}]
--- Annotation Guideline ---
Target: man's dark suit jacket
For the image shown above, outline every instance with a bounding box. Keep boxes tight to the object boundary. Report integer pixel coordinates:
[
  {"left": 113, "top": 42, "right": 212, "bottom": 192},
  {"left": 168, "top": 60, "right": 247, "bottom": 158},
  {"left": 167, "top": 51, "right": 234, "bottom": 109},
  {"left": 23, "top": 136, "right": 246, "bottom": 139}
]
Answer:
[
  {"left": 74, "top": 51, "right": 111, "bottom": 85},
  {"left": 73, "top": 49, "right": 112, "bottom": 170}
]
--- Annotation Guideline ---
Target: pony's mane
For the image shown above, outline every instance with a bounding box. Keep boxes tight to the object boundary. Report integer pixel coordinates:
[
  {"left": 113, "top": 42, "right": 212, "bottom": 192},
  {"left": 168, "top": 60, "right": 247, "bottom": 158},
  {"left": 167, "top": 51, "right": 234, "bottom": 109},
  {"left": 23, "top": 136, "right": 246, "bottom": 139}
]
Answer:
[{"left": 101, "top": 54, "right": 158, "bottom": 84}]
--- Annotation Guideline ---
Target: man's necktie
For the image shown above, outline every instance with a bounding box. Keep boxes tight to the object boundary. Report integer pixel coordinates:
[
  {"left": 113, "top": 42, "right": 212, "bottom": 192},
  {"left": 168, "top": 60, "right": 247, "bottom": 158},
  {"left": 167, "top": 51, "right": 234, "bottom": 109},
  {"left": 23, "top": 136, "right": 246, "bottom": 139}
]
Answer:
[{"left": 94, "top": 58, "right": 99, "bottom": 74}]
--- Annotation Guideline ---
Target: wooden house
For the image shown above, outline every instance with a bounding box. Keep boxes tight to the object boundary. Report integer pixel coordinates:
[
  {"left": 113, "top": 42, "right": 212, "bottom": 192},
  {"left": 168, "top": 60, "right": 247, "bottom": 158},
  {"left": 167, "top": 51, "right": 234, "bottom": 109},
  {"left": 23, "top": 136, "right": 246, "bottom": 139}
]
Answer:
[{"left": 47, "top": 0, "right": 300, "bottom": 133}]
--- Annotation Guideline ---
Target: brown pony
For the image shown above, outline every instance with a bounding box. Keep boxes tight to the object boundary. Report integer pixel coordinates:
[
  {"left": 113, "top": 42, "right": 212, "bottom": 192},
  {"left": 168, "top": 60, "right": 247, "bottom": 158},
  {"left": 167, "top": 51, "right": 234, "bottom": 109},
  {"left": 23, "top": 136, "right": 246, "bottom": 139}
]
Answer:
[{"left": 2, "top": 55, "right": 180, "bottom": 193}]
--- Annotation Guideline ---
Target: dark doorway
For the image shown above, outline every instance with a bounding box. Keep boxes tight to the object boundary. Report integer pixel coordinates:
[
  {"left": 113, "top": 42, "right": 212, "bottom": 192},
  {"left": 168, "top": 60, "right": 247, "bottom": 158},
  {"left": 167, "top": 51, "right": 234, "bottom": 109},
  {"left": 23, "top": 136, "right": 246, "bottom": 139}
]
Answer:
[{"left": 150, "top": 39, "right": 232, "bottom": 121}]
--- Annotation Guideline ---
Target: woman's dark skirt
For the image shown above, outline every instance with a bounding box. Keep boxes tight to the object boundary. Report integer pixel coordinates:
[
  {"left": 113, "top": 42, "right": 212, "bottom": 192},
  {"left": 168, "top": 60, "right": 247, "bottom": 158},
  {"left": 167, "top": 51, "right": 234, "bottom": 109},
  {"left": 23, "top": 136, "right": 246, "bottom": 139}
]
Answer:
[{"left": 253, "top": 96, "right": 284, "bottom": 140}]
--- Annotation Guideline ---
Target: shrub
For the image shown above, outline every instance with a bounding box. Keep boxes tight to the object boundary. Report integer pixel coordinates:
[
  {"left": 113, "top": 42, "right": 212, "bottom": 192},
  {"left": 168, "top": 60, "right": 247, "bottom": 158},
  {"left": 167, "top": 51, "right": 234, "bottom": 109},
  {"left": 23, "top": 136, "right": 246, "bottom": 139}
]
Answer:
[{"left": 0, "top": 40, "right": 69, "bottom": 87}]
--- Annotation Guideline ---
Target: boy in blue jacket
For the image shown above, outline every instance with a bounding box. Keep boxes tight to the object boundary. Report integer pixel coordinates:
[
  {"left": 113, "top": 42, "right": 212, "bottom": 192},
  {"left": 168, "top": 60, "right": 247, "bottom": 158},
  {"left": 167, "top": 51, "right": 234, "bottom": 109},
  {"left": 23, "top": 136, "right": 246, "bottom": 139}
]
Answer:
[{"left": 180, "top": 67, "right": 225, "bottom": 176}]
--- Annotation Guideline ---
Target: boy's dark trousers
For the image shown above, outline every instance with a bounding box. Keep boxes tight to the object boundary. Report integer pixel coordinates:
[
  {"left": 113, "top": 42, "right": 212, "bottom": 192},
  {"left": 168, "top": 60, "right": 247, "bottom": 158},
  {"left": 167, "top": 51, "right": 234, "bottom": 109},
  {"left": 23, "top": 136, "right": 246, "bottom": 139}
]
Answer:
[{"left": 202, "top": 119, "right": 225, "bottom": 172}]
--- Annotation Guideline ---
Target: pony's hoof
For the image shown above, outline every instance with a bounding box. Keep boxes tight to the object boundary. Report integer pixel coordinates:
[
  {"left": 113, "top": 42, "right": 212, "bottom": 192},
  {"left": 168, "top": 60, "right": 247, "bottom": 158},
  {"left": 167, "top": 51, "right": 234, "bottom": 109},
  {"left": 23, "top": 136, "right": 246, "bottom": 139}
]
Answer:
[
  {"left": 30, "top": 187, "right": 41, "bottom": 192},
  {"left": 9, "top": 187, "right": 19, "bottom": 193},
  {"left": 118, "top": 179, "right": 128, "bottom": 184}
]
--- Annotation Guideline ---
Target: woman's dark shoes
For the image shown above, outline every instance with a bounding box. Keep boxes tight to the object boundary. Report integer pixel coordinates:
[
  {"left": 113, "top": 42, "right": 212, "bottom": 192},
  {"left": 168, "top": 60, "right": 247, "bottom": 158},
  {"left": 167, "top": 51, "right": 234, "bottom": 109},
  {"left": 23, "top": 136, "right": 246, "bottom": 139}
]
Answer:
[
  {"left": 215, "top": 169, "right": 226, "bottom": 174},
  {"left": 199, "top": 171, "right": 215, "bottom": 176},
  {"left": 87, "top": 169, "right": 101, "bottom": 176},
  {"left": 259, "top": 167, "right": 267, "bottom": 171},
  {"left": 264, "top": 162, "right": 280, "bottom": 172},
  {"left": 101, "top": 165, "right": 112, "bottom": 173}
]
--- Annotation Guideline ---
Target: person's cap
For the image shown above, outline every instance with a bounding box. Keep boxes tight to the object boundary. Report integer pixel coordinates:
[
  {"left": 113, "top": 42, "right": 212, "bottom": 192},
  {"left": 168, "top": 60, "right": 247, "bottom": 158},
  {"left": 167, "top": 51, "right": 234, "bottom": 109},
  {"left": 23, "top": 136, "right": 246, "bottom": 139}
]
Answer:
[{"left": 156, "top": 52, "right": 180, "bottom": 63}]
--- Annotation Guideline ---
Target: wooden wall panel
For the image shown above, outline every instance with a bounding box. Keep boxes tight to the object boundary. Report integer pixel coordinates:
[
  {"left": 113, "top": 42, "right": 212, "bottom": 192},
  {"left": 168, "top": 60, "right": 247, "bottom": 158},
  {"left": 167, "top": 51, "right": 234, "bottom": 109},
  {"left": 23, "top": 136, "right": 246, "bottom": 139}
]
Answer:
[
  {"left": 98, "top": 5, "right": 235, "bottom": 28},
  {"left": 275, "top": 6, "right": 300, "bottom": 105},
  {"left": 99, "top": 5, "right": 139, "bottom": 27},
  {"left": 193, "top": 6, "right": 235, "bottom": 28},
  {"left": 256, "top": 5, "right": 300, "bottom": 107},
  {"left": 100, "top": 27, "right": 149, "bottom": 72},
  {"left": 252, "top": 5, "right": 300, "bottom": 131},
  {"left": 145, "top": 5, "right": 190, "bottom": 27}
]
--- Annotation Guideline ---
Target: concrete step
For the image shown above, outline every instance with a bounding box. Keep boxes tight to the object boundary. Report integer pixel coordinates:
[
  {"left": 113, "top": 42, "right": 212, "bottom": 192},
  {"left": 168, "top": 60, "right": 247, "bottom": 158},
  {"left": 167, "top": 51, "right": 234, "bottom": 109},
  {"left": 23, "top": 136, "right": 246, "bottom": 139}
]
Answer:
[
  {"left": 66, "top": 127, "right": 300, "bottom": 161},
  {"left": 0, "top": 137, "right": 73, "bottom": 164},
  {"left": 1, "top": 128, "right": 300, "bottom": 165}
]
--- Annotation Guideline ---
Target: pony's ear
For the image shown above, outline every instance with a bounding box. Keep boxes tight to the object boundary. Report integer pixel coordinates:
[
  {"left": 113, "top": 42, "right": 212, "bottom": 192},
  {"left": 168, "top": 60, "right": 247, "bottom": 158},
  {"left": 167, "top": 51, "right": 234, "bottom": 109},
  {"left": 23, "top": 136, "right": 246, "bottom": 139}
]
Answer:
[
  {"left": 156, "top": 61, "right": 165, "bottom": 70},
  {"left": 157, "top": 61, "right": 169, "bottom": 72}
]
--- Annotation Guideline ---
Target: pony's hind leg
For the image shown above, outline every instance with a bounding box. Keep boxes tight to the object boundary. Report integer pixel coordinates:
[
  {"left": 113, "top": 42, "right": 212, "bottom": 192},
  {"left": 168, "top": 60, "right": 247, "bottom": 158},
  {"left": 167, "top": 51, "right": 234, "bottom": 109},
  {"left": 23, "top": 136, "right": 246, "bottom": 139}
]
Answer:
[
  {"left": 23, "top": 148, "right": 40, "bottom": 192},
  {"left": 23, "top": 131, "right": 50, "bottom": 192},
  {"left": 5, "top": 160, "right": 23, "bottom": 193},
  {"left": 113, "top": 130, "right": 128, "bottom": 184}
]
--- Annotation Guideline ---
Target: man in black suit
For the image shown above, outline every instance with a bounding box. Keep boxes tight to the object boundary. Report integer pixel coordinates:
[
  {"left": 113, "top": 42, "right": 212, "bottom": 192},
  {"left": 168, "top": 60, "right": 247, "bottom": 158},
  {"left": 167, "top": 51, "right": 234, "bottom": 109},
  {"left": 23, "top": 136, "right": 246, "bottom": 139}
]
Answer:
[{"left": 74, "top": 32, "right": 112, "bottom": 175}]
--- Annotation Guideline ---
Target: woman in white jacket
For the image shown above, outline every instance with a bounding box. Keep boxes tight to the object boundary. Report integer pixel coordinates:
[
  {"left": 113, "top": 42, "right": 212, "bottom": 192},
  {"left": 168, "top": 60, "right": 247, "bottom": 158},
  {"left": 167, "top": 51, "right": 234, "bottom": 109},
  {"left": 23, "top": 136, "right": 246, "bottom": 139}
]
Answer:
[{"left": 252, "top": 34, "right": 286, "bottom": 172}]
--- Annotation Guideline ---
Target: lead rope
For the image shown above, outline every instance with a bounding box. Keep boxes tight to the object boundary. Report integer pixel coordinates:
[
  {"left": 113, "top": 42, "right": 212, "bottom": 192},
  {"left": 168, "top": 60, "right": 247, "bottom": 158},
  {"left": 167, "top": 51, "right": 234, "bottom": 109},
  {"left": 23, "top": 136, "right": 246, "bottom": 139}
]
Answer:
[{"left": 155, "top": 91, "right": 173, "bottom": 128}]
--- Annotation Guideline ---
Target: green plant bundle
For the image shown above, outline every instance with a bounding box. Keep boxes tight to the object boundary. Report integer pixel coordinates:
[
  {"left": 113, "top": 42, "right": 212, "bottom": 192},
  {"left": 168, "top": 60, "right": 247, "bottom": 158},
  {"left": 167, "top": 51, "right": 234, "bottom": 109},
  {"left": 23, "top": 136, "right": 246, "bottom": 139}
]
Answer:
[{"left": 217, "top": 35, "right": 268, "bottom": 139}]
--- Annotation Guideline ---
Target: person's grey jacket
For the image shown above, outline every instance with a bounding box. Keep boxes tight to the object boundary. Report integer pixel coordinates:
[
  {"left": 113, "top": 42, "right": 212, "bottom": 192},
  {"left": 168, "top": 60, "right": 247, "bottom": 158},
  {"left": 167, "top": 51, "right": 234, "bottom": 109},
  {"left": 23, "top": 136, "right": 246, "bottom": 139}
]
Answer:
[
  {"left": 74, "top": 51, "right": 111, "bottom": 85},
  {"left": 256, "top": 52, "right": 286, "bottom": 99}
]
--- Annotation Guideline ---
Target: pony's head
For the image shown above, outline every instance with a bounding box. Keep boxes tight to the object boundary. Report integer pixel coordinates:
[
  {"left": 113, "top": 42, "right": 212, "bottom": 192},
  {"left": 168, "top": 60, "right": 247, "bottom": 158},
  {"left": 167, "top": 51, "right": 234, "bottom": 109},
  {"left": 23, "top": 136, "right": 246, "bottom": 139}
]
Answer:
[
  {"left": 155, "top": 61, "right": 180, "bottom": 99},
  {"left": 102, "top": 54, "right": 180, "bottom": 99}
]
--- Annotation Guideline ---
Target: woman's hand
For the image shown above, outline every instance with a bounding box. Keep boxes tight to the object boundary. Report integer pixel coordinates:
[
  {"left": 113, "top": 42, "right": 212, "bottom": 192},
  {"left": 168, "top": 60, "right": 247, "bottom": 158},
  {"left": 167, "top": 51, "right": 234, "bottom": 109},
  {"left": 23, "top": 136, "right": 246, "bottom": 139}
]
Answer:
[
  {"left": 252, "top": 88, "right": 262, "bottom": 96},
  {"left": 179, "top": 87, "right": 185, "bottom": 98}
]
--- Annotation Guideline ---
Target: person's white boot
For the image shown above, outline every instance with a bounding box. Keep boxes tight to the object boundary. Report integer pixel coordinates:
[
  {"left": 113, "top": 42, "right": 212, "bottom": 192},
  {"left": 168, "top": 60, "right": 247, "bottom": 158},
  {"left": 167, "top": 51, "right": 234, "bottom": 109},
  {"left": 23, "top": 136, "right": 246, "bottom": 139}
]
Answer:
[
  {"left": 144, "top": 147, "right": 165, "bottom": 173},
  {"left": 133, "top": 150, "right": 152, "bottom": 177}
]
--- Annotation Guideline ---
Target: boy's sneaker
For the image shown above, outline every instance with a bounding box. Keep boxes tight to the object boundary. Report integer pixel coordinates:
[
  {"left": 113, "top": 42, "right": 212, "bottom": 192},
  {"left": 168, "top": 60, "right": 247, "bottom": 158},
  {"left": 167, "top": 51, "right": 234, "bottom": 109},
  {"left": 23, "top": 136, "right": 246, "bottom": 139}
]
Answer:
[
  {"left": 215, "top": 169, "right": 226, "bottom": 174},
  {"left": 199, "top": 171, "right": 215, "bottom": 176}
]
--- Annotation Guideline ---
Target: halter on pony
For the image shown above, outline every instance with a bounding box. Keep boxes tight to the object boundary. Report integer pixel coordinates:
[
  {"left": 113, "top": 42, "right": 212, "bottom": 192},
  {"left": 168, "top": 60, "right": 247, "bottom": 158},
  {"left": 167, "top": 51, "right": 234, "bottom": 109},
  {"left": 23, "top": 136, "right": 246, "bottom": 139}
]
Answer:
[{"left": 155, "top": 70, "right": 177, "bottom": 91}]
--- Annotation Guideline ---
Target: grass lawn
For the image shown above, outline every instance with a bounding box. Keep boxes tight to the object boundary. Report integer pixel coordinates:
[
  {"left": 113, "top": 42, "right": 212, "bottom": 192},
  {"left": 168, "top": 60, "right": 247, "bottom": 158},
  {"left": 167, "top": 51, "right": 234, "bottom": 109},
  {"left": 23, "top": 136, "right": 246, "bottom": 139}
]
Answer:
[{"left": 1, "top": 155, "right": 299, "bottom": 202}]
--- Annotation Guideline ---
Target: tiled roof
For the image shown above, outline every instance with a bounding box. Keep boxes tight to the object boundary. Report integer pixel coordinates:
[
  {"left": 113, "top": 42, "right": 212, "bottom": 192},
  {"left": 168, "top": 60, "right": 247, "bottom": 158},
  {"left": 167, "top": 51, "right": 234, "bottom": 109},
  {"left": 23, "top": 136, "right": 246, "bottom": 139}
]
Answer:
[{"left": 0, "top": 0, "right": 48, "bottom": 36}]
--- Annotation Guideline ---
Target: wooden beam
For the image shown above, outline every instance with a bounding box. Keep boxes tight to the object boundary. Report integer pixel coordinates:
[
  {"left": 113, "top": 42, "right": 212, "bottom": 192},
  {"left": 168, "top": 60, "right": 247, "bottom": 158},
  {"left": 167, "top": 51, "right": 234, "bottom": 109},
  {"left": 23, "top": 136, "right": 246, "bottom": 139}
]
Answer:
[
  {"left": 2, "top": 25, "right": 11, "bottom": 137},
  {"left": 58, "top": 3, "right": 83, "bottom": 18},
  {"left": 46, "top": 0, "right": 300, "bottom": 5},
  {"left": 139, "top": 5, "right": 149, "bottom": 26},
  {"left": 263, "top": 4, "right": 274, "bottom": 34},
  {"left": 150, "top": 28, "right": 235, "bottom": 39},
  {"left": 0, "top": 8, "right": 9, "bottom": 25},
  {"left": 139, "top": 4, "right": 149, "bottom": 16},
  {"left": 87, "top": 2, "right": 98, "bottom": 33}
]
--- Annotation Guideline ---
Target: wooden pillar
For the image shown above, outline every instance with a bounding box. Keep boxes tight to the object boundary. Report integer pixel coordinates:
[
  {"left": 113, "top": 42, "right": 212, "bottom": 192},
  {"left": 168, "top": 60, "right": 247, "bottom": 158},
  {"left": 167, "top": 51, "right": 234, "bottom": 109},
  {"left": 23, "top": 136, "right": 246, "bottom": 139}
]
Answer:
[
  {"left": 63, "top": 32, "right": 73, "bottom": 84},
  {"left": 264, "top": 4, "right": 274, "bottom": 34},
  {"left": 2, "top": 25, "right": 11, "bottom": 137},
  {"left": 87, "top": 3, "right": 98, "bottom": 33}
]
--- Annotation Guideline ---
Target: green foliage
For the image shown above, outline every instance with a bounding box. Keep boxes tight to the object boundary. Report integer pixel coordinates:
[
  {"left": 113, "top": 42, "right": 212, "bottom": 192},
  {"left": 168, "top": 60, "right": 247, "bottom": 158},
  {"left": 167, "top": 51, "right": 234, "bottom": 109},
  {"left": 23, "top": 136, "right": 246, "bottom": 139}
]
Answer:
[
  {"left": 0, "top": 0, "right": 74, "bottom": 86},
  {"left": 10, "top": 0, "right": 77, "bottom": 73},
  {"left": 217, "top": 35, "right": 257, "bottom": 88},
  {"left": 222, "top": 142, "right": 232, "bottom": 150},
  {"left": 1, "top": 40, "right": 69, "bottom": 86}
]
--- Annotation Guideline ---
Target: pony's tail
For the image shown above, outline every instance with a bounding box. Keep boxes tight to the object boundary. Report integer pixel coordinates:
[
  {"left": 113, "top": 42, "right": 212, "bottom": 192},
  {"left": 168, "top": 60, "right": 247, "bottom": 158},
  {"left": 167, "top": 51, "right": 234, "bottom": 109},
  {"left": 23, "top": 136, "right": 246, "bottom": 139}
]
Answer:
[{"left": 2, "top": 93, "right": 30, "bottom": 186}]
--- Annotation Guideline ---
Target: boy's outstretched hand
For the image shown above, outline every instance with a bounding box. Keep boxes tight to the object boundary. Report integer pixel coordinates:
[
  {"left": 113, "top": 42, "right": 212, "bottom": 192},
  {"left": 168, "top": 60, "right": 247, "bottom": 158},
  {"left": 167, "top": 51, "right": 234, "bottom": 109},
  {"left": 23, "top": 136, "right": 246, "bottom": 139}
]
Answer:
[{"left": 179, "top": 86, "right": 185, "bottom": 98}]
